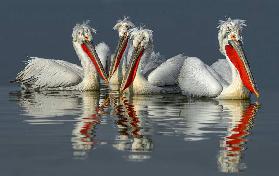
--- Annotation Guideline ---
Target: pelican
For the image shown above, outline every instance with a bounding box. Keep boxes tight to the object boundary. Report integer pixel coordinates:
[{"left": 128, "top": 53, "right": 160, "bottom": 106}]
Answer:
[
  {"left": 178, "top": 18, "right": 260, "bottom": 99},
  {"left": 13, "top": 21, "right": 109, "bottom": 91},
  {"left": 120, "top": 28, "right": 186, "bottom": 94},
  {"left": 108, "top": 17, "right": 135, "bottom": 86}
]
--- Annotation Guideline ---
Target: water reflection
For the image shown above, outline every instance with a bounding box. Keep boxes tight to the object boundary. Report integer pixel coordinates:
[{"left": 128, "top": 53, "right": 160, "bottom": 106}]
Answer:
[
  {"left": 71, "top": 92, "right": 102, "bottom": 158},
  {"left": 130, "top": 96, "right": 259, "bottom": 172},
  {"left": 130, "top": 96, "right": 225, "bottom": 140},
  {"left": 217, "top": 101, "right": 259, "bottom": 173},
  {"left": 15, "top": 91, "right": 82, "bottom": 124},
  {"left": 11, "top": 90, "right": 259, "bottom": 170},
  {"left": 12, "top": 91, "right": 103, "bottom": 158},
  {"left": 110, "top": 95, "right": 153, "bottom": 161}
]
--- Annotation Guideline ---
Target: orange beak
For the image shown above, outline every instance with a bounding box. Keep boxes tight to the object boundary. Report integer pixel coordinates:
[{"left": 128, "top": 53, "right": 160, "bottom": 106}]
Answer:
[
  {"left": 225, "top": 40, "right": 260, "bottom": 98},
  {"left": 109, "top": 33, "right": 129, "bottom": 79},
  {"left": 120, "top": 45, "right": 145, "bottom": 93}
]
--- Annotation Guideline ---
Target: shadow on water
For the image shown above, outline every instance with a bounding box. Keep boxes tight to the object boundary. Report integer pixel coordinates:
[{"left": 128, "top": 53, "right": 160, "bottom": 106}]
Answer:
[{"left": 9, "top": 89, "right": 259, "bottom": 173}]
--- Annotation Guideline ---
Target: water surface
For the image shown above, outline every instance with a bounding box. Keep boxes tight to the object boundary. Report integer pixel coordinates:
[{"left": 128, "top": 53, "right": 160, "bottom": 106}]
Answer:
[{"left": 1, "top": 86, "right": 277, "bottom": 175}]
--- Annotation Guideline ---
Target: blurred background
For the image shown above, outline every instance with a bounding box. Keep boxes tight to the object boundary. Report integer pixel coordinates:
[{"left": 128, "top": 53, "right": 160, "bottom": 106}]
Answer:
[{"left": 0, "top": 0, "right": 278, "bottom": 92}]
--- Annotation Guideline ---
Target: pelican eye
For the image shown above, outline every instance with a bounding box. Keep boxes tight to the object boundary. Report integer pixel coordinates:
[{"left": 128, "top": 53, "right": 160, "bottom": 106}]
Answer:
[{"left": 224, "top": 30, "right": 231, "bottom": 38}]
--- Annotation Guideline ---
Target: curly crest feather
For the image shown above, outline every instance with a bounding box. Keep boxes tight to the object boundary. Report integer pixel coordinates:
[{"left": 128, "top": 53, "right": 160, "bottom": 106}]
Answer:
[
  {"left": 217, "top": 18, "right": 247, "bottom": 54},
  {"left": 113, "top": 16, "right": 135, "bottom": 30}
]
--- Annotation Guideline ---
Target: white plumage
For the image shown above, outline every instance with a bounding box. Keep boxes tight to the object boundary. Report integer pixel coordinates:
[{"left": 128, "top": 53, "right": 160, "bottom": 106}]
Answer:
[
  {"left": 14, "top": 22, "right": 110, "bottom": 91},
  {"left": 178, "top": 57, "right": 224, "bottom": 97},
  {"left": 147, "top": 54, "right": 186, "bottom": 87},
  {"left": 16, "top": 57, "right": 83, "bottom": 90}
]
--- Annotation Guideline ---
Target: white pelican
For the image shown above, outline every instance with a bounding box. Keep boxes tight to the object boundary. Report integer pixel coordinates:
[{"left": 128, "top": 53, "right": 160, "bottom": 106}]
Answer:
[
  {"left": 108, "top": 17, "right": 135, "bottom": 86},
  {"left": 13, "top": 21, "right": 109, "bottom": 91},
  {"left": 178, "top": 18, "right": 260, "bottom": 99},
  {"left": 120, "top": 28, "right": 186, "bottom": 94}
]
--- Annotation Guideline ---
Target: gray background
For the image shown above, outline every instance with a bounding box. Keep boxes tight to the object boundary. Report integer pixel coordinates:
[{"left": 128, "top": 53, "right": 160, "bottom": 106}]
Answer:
[{"left": 0, "top": 0, "right": 278, "bottom": 91}]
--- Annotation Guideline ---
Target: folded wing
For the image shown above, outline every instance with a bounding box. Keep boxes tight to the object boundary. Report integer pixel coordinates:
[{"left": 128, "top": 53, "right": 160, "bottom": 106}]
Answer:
[
  {"left": 15, "top": 57, "right": 83, "bottom": 90},
  {"left": 178, "top": 57, "right": 223, "bottom": 98},
  {"left": 148, "top": 54, "right": 186, "bottom": 86}
]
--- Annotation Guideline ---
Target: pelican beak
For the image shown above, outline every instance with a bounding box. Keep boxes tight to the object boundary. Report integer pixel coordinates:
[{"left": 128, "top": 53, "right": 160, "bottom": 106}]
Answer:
[
  {"left": 81, "top": 41, "right": 109, "bottom": 84},
  {"left": 109, "top": 32, "right": 129, "bottom": 79},
  {"left": 120, "top": 45, "right": 145, "bottom": 92},
  {"left": 225, "top": 40, "right": 260, "bottom": 98}
]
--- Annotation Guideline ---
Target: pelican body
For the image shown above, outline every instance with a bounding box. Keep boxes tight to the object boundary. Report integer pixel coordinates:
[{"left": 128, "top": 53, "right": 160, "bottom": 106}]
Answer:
[{"left": 13, "top": 22, "right": 109, "bottom": 91}]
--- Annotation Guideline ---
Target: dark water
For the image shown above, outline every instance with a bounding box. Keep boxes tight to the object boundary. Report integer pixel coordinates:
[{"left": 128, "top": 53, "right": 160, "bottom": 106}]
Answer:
[{"left": 1, "top": 85, "right": 278, "bottom": 176}]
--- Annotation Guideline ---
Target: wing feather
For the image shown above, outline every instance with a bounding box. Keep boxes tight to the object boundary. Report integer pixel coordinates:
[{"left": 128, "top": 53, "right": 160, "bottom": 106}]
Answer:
[
  {"left": 210, "top": 59, "right": 231, "bottom": 84},
  {"left": 148, "top": 54, "right": 186, "bottom": 86},
  {"left": 141, "top": 52, "right": 166, "bottom": 77},
  {"left": 178, "top": 57, "right": 223, "bottom": 98},
  {"left": 15, "top": 57, "right": 83, "bottom": 90}
]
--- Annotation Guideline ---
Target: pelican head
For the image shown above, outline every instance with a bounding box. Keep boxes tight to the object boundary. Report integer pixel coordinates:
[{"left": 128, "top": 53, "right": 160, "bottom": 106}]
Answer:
[
  {"left": 218, "top": 18, "right": 259, "bottom": 98},
  {"left": 120, "top": 28, "right": 153, "bottom": 92},
  {"left": 130, "top": 28, "right": 153, "bottom": 49},
  {"left": 113, "top": 17, "right": 135, "bottom": 37},
  {"left": 218, "top": 18, "right": 246, "bottom": 55},
  {"left": 72, "top": 21, "right": 96, "bottom": 44}
]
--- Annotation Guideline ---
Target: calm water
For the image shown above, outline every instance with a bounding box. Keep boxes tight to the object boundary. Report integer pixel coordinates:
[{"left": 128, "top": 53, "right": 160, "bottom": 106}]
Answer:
[{"left": 1, "top": 85, "right": 278, "bottom": 175}]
